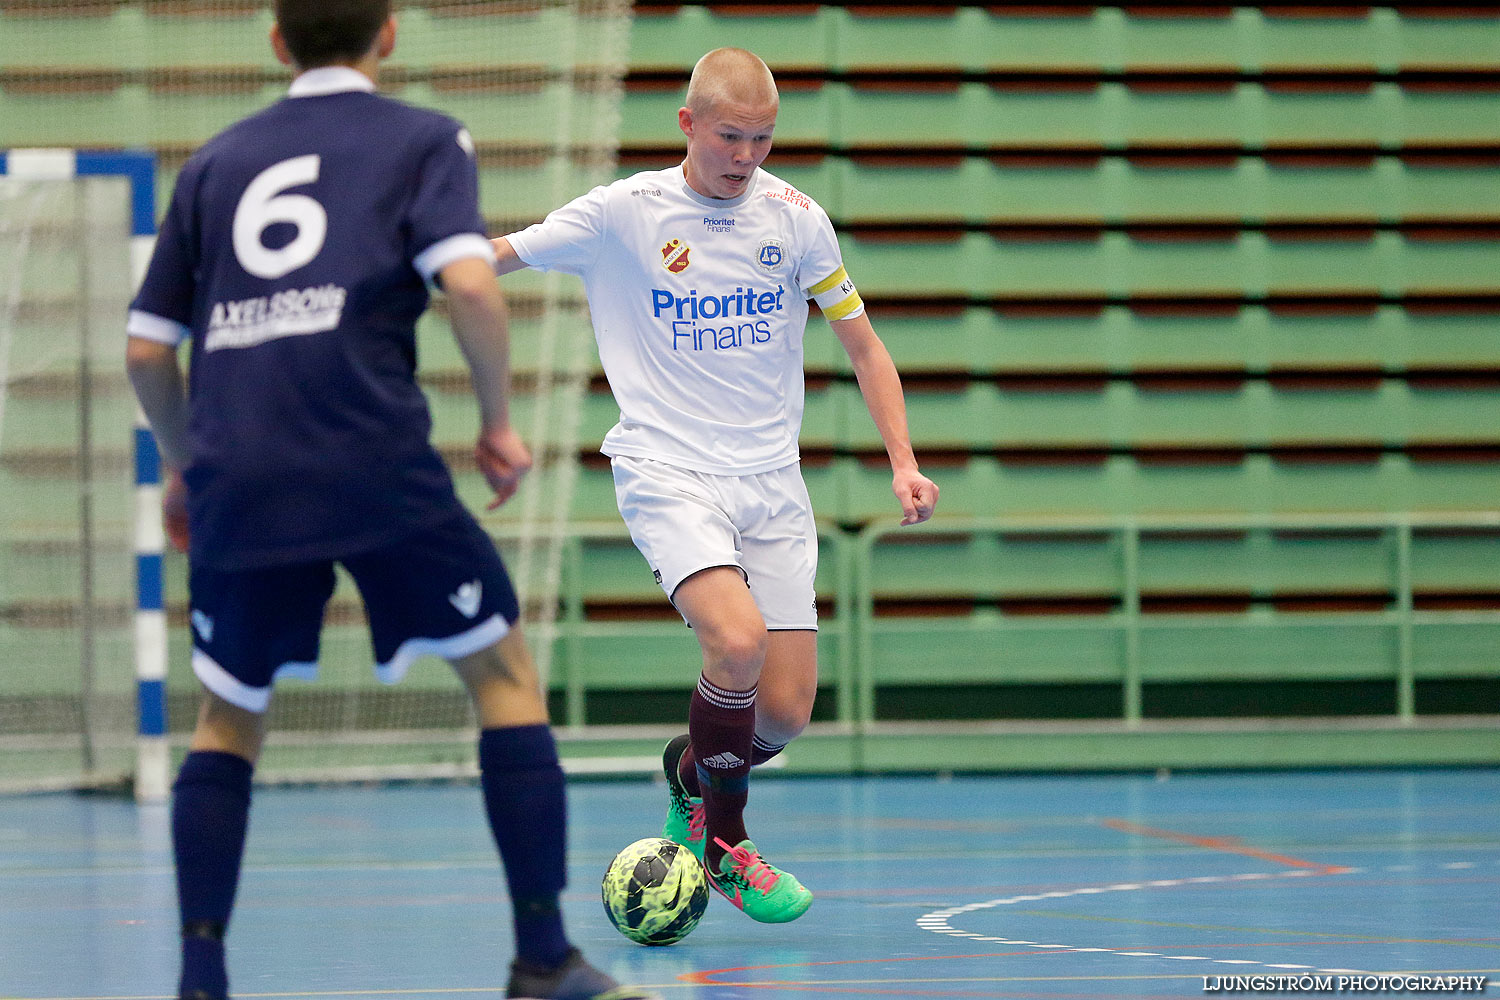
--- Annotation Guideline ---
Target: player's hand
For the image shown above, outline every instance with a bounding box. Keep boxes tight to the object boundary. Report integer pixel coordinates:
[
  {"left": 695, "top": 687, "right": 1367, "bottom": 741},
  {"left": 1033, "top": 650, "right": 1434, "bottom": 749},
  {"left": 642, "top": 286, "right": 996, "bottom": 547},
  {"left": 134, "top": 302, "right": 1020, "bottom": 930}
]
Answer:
[
  {"left": 162, "top": 468, "right": 190, "bottom": 553},
  {"left": 475, "top": 424, "right": 533, "bottom": 510},
  {"left": 893, "top": 469, "right": 938, "bottom": 526}
]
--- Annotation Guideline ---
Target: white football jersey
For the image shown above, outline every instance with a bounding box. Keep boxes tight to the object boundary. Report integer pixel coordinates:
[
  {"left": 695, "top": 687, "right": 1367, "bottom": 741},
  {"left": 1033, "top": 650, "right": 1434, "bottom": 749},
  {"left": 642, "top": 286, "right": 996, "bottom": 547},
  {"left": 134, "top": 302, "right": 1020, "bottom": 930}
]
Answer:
[{"left": 506, "top": 165, "right": 863, "bottom": 475}]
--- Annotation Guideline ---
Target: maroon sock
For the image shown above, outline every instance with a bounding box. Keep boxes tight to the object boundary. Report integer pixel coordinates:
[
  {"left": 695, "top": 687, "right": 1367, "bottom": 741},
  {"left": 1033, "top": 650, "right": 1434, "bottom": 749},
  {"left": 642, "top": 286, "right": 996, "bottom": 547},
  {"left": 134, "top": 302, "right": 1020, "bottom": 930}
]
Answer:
[
  {"left": 688, "top": 674, "right": 755, "bottom": 870},
  {"left": 751, "top": 734, "right": 786, "bottom": 765}
]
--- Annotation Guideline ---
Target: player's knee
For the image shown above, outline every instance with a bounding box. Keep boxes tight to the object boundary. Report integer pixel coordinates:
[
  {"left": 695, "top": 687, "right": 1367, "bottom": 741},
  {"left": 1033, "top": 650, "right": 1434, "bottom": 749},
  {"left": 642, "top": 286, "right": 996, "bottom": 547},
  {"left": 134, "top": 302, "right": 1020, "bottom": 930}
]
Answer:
[
  {"left": 193, "top": 691, "right": 267, "bottom": 762},
  {"left": 701, "top": 625, "right": 767, "bottom": 680},
  {"left": 452, "top": 639, "right": 535, "bottom": 691},
  {"left": 757, "top": 695, "right": 813, "bottom": 744}
]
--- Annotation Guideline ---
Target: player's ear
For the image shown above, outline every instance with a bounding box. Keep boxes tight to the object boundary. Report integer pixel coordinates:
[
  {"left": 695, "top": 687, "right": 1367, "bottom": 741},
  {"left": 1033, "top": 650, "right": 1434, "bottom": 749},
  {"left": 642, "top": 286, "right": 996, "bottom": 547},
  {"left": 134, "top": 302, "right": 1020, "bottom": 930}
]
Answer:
[
  {"left": 376, "top": 15, "right": 397, "bottom": 59},
  {"left": 269, "top": 23, "right": 295, "bottom": 68},
  {"left": 677, "top": 106, "right": 694, "bottom": 140}
]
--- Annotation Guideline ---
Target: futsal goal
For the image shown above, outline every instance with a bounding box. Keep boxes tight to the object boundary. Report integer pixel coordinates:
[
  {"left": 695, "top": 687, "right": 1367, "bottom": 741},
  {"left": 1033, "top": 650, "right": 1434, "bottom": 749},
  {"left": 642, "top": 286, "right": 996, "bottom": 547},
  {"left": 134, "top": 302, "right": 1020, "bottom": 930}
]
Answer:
[{"left": 0, "top": 150, "right": 160, "bottom": 797}]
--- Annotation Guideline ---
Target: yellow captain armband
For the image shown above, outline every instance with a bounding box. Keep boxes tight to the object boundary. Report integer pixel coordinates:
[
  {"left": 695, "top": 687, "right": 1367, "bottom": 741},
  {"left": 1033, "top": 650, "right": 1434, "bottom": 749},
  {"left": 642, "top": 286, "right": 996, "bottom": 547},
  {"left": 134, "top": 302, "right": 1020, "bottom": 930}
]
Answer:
[{"left": 808, "top": 266, "right": 864, "bottom": 322}]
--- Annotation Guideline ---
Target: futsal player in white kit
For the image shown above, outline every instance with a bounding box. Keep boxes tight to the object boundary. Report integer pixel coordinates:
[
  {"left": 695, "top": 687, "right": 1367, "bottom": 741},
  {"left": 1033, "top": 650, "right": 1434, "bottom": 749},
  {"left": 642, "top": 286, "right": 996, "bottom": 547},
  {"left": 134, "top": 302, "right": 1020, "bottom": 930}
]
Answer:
[{"left": 492, "top": 47, "right": 939, "bottom": 923}]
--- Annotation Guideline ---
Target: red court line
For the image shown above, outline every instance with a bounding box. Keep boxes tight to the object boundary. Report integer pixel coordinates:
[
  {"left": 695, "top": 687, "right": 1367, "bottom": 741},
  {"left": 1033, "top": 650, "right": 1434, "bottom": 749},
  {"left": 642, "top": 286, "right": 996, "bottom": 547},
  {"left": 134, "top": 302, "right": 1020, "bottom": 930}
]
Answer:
[
  {"left": 1100, "top": 818, "right": 1352, "bottom": 874},
  {"left": 681, "top": 951, "right": 1028, "bottom": 982},
  {"left": 682, "top": 952, "right": 1195, "bottom": 998}
]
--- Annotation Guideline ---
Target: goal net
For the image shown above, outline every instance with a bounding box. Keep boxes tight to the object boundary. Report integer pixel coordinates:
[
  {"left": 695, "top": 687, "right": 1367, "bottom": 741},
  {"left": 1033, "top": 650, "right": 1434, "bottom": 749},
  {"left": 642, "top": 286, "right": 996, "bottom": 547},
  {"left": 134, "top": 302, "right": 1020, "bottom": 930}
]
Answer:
[
  {"left": 0, "top": 170, "right": 138, "bottom": 793},
  {"left": 0, "top": 0, "right": 633, "bottom": 791}
]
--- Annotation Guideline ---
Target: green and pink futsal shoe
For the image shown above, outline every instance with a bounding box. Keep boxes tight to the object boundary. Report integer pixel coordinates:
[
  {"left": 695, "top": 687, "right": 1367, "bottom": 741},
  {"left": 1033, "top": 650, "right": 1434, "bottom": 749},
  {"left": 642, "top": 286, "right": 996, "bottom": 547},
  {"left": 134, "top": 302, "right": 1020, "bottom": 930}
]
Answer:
[
  {"left": 706, "top": 837, "right": 813, "bottom": 923},
  {"left": 661, "top": 734, "right": 705, "bottom": 864}
]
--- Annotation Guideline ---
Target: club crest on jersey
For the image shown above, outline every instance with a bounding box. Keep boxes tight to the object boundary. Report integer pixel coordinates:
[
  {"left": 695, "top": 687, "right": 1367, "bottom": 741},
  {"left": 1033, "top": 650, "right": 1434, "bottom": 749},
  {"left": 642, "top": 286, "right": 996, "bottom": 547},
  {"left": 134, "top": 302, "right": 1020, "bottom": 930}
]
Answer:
[
  {"left": 757, "top": 239, "right": 784, "bottom": 271},
  {"left": 661, "top": 238, "right": 691, "bottom": 273}
]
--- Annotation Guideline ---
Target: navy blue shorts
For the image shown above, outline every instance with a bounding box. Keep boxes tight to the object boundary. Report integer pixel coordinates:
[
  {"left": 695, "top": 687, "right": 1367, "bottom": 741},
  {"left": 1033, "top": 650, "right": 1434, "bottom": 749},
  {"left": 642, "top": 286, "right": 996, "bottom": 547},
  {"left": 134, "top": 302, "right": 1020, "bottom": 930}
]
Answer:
[{"left": 187, "top": 512, "right": 520, "bottom": 713}]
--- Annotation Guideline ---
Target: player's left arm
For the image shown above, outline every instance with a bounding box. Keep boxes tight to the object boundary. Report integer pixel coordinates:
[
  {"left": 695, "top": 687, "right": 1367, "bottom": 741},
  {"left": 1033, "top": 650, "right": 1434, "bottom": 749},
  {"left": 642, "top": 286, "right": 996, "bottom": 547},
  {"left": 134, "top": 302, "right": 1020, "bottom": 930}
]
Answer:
[
  {"left": 125, "top": 336, "right": 191, "bottom": 551},
  {"left": 439, "top": 256, "right": 533, "bottom": 510},
  {"left": 830, "top": 312, "right": 939, "bottom": 526}
]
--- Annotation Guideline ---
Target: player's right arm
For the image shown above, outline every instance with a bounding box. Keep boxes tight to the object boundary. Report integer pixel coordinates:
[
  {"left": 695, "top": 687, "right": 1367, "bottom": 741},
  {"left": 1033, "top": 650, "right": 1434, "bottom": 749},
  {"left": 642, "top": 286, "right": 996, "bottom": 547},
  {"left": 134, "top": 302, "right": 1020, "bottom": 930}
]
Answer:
[
  {"left": 490, "top": 236, "right": 527, "bottom": 276},
  {"left": 492, "top": 184, "right": 611, "bottom": 279}
]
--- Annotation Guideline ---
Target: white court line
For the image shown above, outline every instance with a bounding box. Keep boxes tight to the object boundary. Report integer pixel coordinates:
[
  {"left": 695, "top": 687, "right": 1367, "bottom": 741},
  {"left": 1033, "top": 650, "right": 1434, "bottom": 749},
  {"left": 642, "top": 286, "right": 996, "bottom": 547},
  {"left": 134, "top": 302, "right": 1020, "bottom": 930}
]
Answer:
[{"left": 916, "top": 866, "right": 1372, "bottom": 976}]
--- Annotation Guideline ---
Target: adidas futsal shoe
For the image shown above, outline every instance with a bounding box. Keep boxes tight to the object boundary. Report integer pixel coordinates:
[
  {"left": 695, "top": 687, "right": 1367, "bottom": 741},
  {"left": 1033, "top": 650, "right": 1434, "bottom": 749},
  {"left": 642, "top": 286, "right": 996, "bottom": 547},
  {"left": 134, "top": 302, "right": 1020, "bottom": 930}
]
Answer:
[
  {"left": 505, "top": 947, "right": 657, "bottom": 1000},
  {"left": 707, "top": 837, "right": 813, "bottom": 923},
  {"left": 660, "top": 734, "right": 706, "bottom": 864}
]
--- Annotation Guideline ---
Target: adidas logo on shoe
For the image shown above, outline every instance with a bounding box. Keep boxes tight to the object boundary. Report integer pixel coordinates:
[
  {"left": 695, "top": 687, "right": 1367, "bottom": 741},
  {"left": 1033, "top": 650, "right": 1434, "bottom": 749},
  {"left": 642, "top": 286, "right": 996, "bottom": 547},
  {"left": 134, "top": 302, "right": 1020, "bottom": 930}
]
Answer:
[{"left": 700, "top": 751, "right": 746, "bottom": 769}]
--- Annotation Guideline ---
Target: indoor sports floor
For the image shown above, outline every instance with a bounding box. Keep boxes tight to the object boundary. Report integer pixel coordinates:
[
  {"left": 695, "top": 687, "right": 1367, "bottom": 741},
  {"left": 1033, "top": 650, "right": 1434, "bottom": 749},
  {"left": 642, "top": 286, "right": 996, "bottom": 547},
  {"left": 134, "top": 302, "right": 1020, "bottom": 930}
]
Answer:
[{"left": 3, "top": 768, "right": 1497, "bottom": 999}]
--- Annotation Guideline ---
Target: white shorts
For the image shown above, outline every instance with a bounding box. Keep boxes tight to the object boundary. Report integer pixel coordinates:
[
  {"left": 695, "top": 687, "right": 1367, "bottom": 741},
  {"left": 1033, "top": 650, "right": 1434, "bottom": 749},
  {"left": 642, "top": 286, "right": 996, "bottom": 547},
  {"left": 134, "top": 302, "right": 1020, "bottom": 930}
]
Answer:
[{"left": 610, "top": 455, "right": 819, "bottom": 630}]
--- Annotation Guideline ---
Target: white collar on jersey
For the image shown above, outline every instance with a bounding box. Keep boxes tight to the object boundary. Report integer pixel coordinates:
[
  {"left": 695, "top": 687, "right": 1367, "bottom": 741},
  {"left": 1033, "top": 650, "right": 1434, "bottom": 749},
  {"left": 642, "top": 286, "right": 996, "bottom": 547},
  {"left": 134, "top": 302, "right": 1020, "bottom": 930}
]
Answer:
[
  {"left": 288, "top": 66, "right": 377, "bottom": 98},
  {"left": 674, "top": 163, "right": 755, "bottom": 210}
]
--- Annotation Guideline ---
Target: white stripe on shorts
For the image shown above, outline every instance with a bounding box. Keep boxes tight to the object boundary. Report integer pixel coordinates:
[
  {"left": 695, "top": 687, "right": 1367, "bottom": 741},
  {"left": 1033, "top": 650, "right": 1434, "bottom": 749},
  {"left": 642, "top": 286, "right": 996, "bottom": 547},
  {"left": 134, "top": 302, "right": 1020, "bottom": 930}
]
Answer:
[{"left": 374, "top": 613, "right": 510, "bottom": 685}]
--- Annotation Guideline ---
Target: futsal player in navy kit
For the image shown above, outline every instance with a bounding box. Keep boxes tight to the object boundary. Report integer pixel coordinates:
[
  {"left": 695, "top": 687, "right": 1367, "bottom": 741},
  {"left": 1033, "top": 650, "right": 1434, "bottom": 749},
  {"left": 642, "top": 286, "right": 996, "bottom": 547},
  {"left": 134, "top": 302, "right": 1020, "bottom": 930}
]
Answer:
[{"left": 124, "top": 4, "right": 652, "bottom": 999}]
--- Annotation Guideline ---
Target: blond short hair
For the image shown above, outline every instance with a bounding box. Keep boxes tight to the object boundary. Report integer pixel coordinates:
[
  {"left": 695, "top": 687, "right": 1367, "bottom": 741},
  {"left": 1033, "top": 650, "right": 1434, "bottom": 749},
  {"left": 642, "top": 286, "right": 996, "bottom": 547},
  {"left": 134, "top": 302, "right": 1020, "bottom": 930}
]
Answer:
[{"left": 685, "top": 47, "right": 779, "bottom": 114}]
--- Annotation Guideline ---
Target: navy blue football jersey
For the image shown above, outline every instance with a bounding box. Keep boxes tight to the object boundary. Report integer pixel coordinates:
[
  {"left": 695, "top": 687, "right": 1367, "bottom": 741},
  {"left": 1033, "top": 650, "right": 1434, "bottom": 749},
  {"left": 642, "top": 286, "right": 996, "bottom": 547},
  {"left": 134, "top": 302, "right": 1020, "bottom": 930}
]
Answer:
[{"left": 129, "top": 69, "right": 495, "bottom": 571}]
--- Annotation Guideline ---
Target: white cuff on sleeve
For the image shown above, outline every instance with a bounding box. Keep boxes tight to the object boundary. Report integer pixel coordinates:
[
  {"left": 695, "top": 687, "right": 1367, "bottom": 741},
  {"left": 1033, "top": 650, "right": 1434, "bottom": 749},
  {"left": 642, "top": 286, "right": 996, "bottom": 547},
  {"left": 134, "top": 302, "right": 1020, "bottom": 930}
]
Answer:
[
  {"left": 414, "top": 233, "right": 498, "bottom": 285},
  {"left": 127, "top": 309, "right": 191, "bottom": 346}
]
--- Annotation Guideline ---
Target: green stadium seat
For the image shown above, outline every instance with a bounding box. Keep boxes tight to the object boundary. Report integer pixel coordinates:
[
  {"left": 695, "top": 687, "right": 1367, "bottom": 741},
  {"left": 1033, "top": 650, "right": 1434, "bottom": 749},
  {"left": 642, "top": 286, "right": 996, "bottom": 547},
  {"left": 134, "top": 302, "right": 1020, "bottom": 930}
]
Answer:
[
  {"left": 977, "top": 6, "right": 1106, "bottom": 72},
  {"left": 1115, "top": 83, "right": 1250, "bottom": 147},
  {"left": 1392, "top": 9, "right": 1500, "bottom": 70},
  {"left": 1138, "top": 620, "right": 1399, "bottom": 683},
  {"left": 1412, "top": 621, "right": 1500, "bottom": 681},
  {"left": 865, "top": 528, "right": 1123, "bottom": 602},
  {"left": 836, "top": 156, "right": 1008, "bottom": 225},
  {"left": 396, "top": 6, "right": 584, "bottom": 72},
  {"left": 620, "top": 83, "right": 830, "bottom": 147},
  {"left": 1395, "top": 161, "right": 1500, "bottom": 220},
  {"left": 1255, "top": 11, "right": 1386, "bottom": 72},
  {"left": 845, "top": 232, "right": 1089, "bottom": 297},
  {"left": 830, "top": 452, "right": 1500, "bottom": 523},
  {"left": 136, "top": 9, "right": 276, "bottom": 70},
  {"left": 626, "top": 5, "right": 833, "bottom": 72},
  {"left": 477, "top": 157, "right": 577, "bottom": 222},
  {"left": 1264, "top": 306, "right": 1500, "bottom": 372},
  {"left": 850, "top": 306, "right": 1005, "bottom": 375},
  {"left": 830, "top": 81, "right": 1000, "bottom": 147},
  {"left": 0, "top": 87, "right": 138, "bottom": 147},
  {"left": 1271, "top": 85, "right": 1500, "bottom": 146},
  {"left": 1111, "top": 159, "right": 1248, "bottom": 223},
  {"left": 1117, "top": 9, "right": 1242, "bottom": 72},
  {"left": 841, "top": 230, "right": 1500, "bottom": 300},
  {"left": 864, "top": 614, "right": 1127, "bottom": 691},
  {"left": 0, "top": 7, "right": 149, "bottom": 70},
  {"left": 1136, "top": 527, "right": 1395, "bottom": 597},
  {"left": 831, "top": 7, "right": 994, "bottom": 74},
  {"left": 1411, "top": 526, "right": 1500, "bottom": 595},
  {"left": 398, "top": 80, "right": 574, "bottom": 146}
]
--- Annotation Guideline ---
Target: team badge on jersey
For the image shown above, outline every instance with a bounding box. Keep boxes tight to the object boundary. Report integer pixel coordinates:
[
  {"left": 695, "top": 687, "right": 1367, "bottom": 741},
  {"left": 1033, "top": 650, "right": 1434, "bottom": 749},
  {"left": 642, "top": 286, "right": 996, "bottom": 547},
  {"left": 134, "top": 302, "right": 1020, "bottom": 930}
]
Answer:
[
  {"left": 661, "top": 238, "right": 691, "bottom": 273},
  {"left": 757, "top": 239, "right": 784, "bottom": 271}
]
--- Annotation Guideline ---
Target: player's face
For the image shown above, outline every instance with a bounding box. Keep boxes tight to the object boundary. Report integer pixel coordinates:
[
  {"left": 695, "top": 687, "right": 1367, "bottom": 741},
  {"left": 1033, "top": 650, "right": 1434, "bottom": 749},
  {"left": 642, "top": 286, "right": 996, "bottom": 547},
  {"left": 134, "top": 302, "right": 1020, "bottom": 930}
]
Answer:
[{"left": 680, "top": 98, "right": 777, "bottom": 200}]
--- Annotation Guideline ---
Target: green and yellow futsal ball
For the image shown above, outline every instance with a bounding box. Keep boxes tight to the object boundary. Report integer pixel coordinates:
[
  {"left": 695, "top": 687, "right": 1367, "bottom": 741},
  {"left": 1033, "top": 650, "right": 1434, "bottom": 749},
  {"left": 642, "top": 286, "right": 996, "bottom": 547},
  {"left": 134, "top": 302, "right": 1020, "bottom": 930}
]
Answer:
[{"left": 601, "top": 837, "right": 710, "bottom": 945}]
